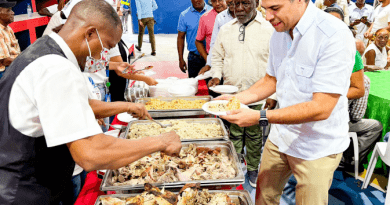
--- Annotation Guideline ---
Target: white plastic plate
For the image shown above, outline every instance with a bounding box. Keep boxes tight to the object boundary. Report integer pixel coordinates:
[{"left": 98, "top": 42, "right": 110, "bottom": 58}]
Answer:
[
  {"left": 195, "top": 70, "right": 212, "bottom": 80},
  {"left": 202, "top": 100, "right": 249, "bottom": 116},
  {"left": 117, "top": 112, "right": 134, "bottom": 123},
  {"left": 210, "top": 85, "right": 239, "bottom": 94}
]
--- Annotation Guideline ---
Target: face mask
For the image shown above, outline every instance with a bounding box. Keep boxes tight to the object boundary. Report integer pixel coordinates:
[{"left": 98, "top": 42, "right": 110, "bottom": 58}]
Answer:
[{"left": 84, "top": 29, "right": 110, "bottom": 73}]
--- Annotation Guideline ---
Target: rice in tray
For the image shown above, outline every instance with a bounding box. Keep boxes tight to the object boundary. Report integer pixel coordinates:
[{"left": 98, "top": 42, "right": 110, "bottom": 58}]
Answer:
[{"left": 128, "top": 120, "right": 224, "bottom": 140}]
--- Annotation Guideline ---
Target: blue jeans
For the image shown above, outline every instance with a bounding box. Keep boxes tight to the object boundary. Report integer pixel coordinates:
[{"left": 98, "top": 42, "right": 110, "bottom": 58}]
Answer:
[
  {"left": 188, "top": 51, "right": 206, "bottom": 78},
  {"left": 72, "top": 170, "right": 87, "bottom": 204}
]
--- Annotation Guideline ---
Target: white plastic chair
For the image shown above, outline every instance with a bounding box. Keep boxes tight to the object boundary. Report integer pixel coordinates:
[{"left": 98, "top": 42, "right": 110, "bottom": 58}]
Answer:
[
  {"left": 362, "top": 140, "right": 390, "bottom": 204},
  {"left": 349, "top": 132, "right": 359, "bottom": 180}
]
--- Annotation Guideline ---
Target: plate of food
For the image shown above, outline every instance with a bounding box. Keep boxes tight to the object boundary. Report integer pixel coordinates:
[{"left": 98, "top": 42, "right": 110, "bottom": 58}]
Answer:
[
  {"left": 209, "top": 85, "right": 239, "bottom": 94},
  {"left": 202, "top": 97, "right": 249, "bottom": 116}
]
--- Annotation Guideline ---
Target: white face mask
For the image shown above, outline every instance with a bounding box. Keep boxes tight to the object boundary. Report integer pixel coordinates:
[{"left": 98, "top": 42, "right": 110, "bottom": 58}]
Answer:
[{"left": 84, "top": 29, "right": 110, "bottom": 73}]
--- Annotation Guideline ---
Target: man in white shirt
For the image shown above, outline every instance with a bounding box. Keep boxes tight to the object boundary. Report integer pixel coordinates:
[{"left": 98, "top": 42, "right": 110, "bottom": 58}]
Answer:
[
  {"left": 364, "top": 0, "right": 390, "bottom": 39},
  {"left": 198, "top": 0, "right": 235, "bottom": 75},
  {"left": 218, "top": 0, "right": 355, "bottom": 204},
  {"left": 0, "top": 1, "right": 181, "bottom": 204},
  {"left": 349, "top": 0, "right": 374, "bottom": 42},
  {"left": 209, "top": 0, "right": 276, "bottom": 188}
]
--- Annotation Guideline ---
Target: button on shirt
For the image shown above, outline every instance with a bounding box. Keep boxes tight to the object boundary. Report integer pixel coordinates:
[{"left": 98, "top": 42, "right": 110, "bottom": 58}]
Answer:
[
  {"left": 178, "top": 4, "right": 211, "bottom": 54},
  {"left": 0, "top": 24, "right": 20, "bottom": 71},
  {"left": 134, "top": 0, "right": 158, "bottom": 20},
  {"left": 349, "top": 3, "right": 374, "bottom": 41},
  {"left": 267, "top": 2, "right": 355, "bottom": 160},
  {"left": 206, "top": 9, "right": 234, "bottom": 67},
  {"left": 8, "top": 33, "right": 102, "bottom": 147}
]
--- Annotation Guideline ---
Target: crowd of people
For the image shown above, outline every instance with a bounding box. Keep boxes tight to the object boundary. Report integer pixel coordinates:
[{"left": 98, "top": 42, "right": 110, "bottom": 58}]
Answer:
[{"left": 0, "top": 0, "right": 390, "bottom": 204}]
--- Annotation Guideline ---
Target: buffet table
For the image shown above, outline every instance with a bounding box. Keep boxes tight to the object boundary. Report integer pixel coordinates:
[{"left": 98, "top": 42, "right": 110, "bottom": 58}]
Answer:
[{"left": 75, "top": 79, "right": 212, "bottom": 205}]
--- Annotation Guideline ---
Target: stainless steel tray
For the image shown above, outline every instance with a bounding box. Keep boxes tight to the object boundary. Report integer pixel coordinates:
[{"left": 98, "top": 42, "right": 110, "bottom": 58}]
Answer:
[
  {"left": 122, "top": 118, "right": 229, "bottom": 142},
  {"left": 135, "top": 96, "right": 212, "bottom": 118},
  {"left": 100, "top": 141, "right": 244, "bottom": 191},
  {"left": 94, "top": 190, "right": 253, "bottom": 205}
]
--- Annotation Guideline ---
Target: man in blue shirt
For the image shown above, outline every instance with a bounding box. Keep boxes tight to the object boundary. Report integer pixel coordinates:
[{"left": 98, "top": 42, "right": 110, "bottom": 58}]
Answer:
[
  {"left": 135, "top": 0, "right": 158, "bottom": 56},
  {"left": 177, "top": 0, "right": 211, "bottom": 78}
]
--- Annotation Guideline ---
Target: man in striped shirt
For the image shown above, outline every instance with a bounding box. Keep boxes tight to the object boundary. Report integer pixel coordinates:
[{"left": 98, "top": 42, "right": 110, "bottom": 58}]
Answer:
[{"left": 0, "top": 0, "right": 20, "bottom": 79}]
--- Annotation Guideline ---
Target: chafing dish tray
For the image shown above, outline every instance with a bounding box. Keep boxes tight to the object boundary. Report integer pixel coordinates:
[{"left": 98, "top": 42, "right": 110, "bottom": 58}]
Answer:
[
  {"left": 100, "top": 141, "right": 244, "bottom": 191},
  {"left": 135, "top": 96, "right": 212, "bottom": 118},
  {"left": 122, "top": 118, "right": 229, "bottom": 142},
  {"left": 94, "top": 190, "right": 253, "bottom": 205}
]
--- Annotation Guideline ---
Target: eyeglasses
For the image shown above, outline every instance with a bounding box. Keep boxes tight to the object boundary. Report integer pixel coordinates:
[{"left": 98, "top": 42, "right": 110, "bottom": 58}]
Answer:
[
  {"left": 239, "top": 25, "right": 245, "bottom": 42},
  {"left": 233, "top": 1, "right": 252, "bottom": 9}
]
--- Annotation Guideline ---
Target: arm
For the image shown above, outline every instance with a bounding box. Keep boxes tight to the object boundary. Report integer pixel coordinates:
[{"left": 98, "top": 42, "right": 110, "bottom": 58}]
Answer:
[
  {"left": 347, "top": 70, "right": 365, "bottom": 99},
  {"left": 195, "top": 40, "right": 208, "bottom": 61},
  {"left": 177, "top": 31, "right": 187, "bottom": 73},
  {"left": 67, "top": 131, "right": 182, "bottom": 171},
  {"left": 364, "top": 23, "right": 374, "bottom": 38},
  {"left": 88, "top": 99, "right": 151, "bottom": 119},
  {"left": 365, "top": 49, "right": 376, "bottom": 65},
  {"left": 135, "top": 0, "right": 143, "bottom": 19},
  {"left": 152, "top": 0, "right": 158, "bottom": 11},
  {"left": 38, "top": 8, "right": 53, "bottom": 17}
]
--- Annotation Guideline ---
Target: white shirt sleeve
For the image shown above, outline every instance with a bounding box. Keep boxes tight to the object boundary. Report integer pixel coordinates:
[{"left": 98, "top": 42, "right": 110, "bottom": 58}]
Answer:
[
  {"left": 311, "top": 29, "right": 355, "bottom": 94},
  {"left": 207, "top": 15, "right": 222, "bottom": 67},
  {"left": 9, "top": 55, "right": 102, "bottom": 147},
  {"left": 108, "top": 44, "right": 121, "bottom": 59}
]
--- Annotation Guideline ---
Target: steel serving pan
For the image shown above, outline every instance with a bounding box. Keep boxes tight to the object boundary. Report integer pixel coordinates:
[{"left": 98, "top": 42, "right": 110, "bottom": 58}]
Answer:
[
  {"left": 94, "top": 190, "right": 253, "bottom": 205},
  {"left": 122, "top": 118, "right": 229, "bottom": 142},
  {"left": 135, "top": 96, "right": 213, "bottom": 118},
  {"left": 100, "top": 141, "right": 244, "bottom": 191}
]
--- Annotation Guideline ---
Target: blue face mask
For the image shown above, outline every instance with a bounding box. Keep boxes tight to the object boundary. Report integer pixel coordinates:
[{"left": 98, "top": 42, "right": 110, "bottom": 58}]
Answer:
[{"left": 84, "top": 29, "right": 110, "bottom": 73}]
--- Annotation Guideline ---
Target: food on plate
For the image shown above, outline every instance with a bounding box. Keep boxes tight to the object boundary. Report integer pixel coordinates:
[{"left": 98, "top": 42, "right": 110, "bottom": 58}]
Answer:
[
  {"left": 208, "top": 97, "right": 241, "bottom": 112},
  {"left": 111, "top": 144, "right": 237, "bottom": 186},
  {"left": 145, "top": 98, "right": 207, "bottom": 110},
  {"left": 99, "top": 183, "right": 243, "bottom": 205},
  {"left": 127, "top": 120, "right": 224, "bottom": 140}
]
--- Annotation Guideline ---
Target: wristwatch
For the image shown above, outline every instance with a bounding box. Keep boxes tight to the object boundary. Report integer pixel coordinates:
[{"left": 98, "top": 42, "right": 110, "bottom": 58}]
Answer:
[{"left": 259, "top": 110, "right": 268, "bottom": 127}]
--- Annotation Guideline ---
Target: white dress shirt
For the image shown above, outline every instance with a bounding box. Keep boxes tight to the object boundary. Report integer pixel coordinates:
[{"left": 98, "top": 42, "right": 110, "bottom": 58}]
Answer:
[
  {"left": 349, "top": 3, "right": 374, "bottom": 41},
  {"left": 43, "top": 11, "right": 62, "bottom": 36},
  {"left": 206, "top": 9, "right": 234, "bottom": 67},
  {"left": 267, "top": 2, "right": 355, "bottom": 160},
  {"left": 371, "top": 3, "right": 390, "bottom": 34},
  {"left": 8, "top": 33, "right": 102, "bottom": 147}
]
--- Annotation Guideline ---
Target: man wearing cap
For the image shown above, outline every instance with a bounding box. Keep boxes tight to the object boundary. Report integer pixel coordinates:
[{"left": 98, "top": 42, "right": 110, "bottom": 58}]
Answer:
[
  {"left": 0, "top": 0, "right": 181, "bottom": 204},
  {"left": 0, "top": 0, "right": 20, "bottom": 79}
]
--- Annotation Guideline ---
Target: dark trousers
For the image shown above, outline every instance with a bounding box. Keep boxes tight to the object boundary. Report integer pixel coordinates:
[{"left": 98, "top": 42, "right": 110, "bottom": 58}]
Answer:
[{"left": 188, "top": 51, "right": 205, "bottom": 78}]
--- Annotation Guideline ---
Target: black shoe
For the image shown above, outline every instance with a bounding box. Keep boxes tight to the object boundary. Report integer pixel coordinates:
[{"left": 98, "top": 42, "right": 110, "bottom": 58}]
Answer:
[
  {"left": 248, "top": 170, "right": 258, "bottom": 188},
  {"left": 135, "top": 46, "right": 141, "bottom": 51},
  {"left": 151, "top": 51, "right": 156, "bottom": 56}
]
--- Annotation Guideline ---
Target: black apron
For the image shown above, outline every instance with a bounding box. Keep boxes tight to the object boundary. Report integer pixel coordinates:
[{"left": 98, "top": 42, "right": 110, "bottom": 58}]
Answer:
[
  {"left": 0, "top": 36, "right": 75, "bottom": 205},
  {"left": 109, "top": 39, "right": 130, "bottom": 102}
]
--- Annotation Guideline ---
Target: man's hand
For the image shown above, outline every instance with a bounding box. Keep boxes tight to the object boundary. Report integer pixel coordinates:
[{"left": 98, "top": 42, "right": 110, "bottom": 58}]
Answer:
[
  {"left": 159, "top": 131, "right": 182, "bottom": 156},
  {"left": 127, "top": 103, "right": 151, "bottom": 119},
  {"left": 139, "top": 20, "right": 144, "bottom": 28},
  {"left": 351, "top": 19, "right": 360, "bottom": 26},
  {"left": 179, "top": 59, "right": 187, "bottom": 73},
  {"left": 364, "top": 31, "right": 373, "bottom": 39},
  {"left": 208, "top": 78, "right": 220, "bottom": 87},
  {"left": 214, "top": 94, "right": 234, "bottom": 101},
  {"left": 97, "top": 118, "right": 105, "bottom": 126},
  {"left": 115, "top": 62, "right": 135, "bottom": 73},
  {"left": 264, "top": 98, "right": 277, "bottom": 110},
  {"left": 144, "top": 76, "right": 158, "bottom": 86},
  {"left": 0, "top": 57, "right": 14, "bottom": 67},
  {"left": 198, "top": 65, "right": 211, "bottom": 75},
  {"left": 220, "top": 108, "right": 260, "bottom": 127}
]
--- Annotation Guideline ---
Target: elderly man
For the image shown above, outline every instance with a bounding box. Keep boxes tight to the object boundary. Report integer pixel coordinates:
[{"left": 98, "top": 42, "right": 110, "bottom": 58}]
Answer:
[
  {"left": 217, "top": 0, "right": 355, "bottom": 203},
  {"left": 0, "top": 0, "right": 19, "bottom": 80},
  {"left": 210, "top": 0, "right": 275, "bottom": 187},
  {"left": 177, "top": 0, "right": 211, "bottom": 78},
  {"left": 349, "top": 0, "right": 374, "bottom": 43},
  {"left": 0, "top": 0, "right": 181, "bottom": 204},
  {"left": 364, "top": 0, "right": 390, "bottom": 39},
  {"left": 198, "top": 0, "right": 235, "bottom": 75},
  {"left": 195, "top": 0, "right": 227, "bottom": 68}
]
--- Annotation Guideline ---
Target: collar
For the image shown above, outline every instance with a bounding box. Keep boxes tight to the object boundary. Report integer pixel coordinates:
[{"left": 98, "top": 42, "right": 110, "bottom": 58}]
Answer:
[
  {"left": 190, "top": 3, "right": 208, "bottom": 13},
  {"left": 232, "top": 11, "right": 265, "bottom": 26},
  {"left": 294, "top": 1, "right": 316, "bottom": 36},
  {"left": 49, "top": 32, "right": 80, "bottom": 70},
  {"left": 0, "top": 23, "right": 9, "bottom": 31},
  {"left": 352, "top": 4, "right": 368, "bottom": 11}
]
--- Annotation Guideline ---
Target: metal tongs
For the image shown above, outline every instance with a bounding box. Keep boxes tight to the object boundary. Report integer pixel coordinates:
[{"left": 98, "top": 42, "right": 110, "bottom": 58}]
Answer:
[
  {"left": 145, "top": 116, "right": 171, "bottom": 128},
  {"left": 122, "top": 53, "right": 146, "bottom": 74}
]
